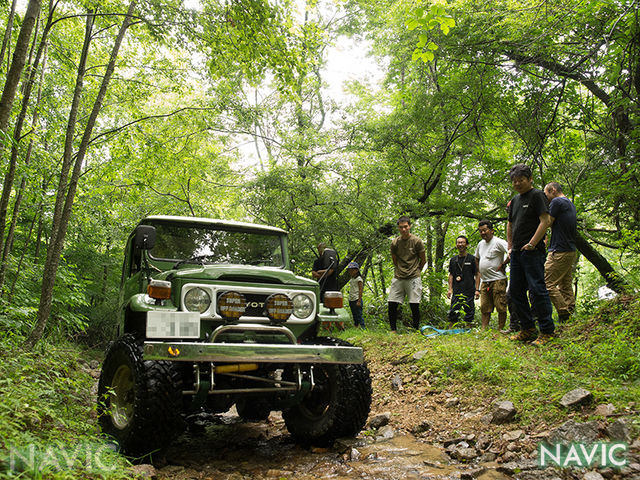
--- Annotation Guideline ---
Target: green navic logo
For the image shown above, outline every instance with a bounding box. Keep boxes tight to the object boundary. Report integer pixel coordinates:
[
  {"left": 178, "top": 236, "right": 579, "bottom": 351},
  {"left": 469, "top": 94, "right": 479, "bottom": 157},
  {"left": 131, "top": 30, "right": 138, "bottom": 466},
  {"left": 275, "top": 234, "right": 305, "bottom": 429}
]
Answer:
[{"left": 538, "top": 442, "right": 628, "bottom": 469}]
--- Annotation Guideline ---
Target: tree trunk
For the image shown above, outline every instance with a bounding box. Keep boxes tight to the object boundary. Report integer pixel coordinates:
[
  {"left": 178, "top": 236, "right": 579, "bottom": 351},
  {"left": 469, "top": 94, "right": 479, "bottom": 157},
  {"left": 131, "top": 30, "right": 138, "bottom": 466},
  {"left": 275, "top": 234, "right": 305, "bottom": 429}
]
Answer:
[
  {"left": 378, "top": 261, "right": 386, "bottom": 296},
  {"left": 0, "top": 0, "right": 42, "bottom": 137},
  {"left": 0, "top": 0, "right": 18, "bottom": 72},
  {"left": 25, "top": 1, "right": 137, "bottom": 348},
  {"left": 0, "top": 5, "right": 52, "bottom": 292},
  {"left": 575, "top": 232, "right": 628, "bottom": 294}
]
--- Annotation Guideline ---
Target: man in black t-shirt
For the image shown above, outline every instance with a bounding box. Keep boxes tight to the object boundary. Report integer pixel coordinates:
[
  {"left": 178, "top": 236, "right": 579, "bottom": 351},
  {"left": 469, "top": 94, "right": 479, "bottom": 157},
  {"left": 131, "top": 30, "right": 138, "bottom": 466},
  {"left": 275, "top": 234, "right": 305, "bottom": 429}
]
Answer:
[
  {"left": 447, "top": 235, "right": 479, "bottom": 325},
  {"left": 507, "top": 164, "right": 555, "bottom": 345},
  {"left": 312, "top": 243, "right": 339, "bottom": 301}
]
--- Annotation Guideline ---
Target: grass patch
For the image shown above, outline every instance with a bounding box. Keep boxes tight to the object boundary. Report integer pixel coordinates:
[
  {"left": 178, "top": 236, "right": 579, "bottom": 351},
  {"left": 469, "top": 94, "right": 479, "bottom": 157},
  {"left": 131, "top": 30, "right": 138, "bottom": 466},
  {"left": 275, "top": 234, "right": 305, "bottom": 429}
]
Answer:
[
  {"left": 340, "top": 296, "right": 640, "bottom": 431},
  {"left": 0, "top": 333, "right": 131, "bottom": 479}
]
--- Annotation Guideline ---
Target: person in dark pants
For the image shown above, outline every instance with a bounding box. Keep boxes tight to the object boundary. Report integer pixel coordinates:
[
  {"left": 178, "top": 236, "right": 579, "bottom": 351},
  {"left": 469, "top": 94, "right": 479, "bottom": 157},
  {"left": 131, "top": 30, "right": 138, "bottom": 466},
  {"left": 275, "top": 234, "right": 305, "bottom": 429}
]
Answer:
[
  {"left": 507, "top": 164, "right": 555, "bottom": 346},
  {"left": 447, "top": 235, "right": 479, "bottom": 325},
  {"left": 346, "top": 261, "right": 365, "bottom": 328}
]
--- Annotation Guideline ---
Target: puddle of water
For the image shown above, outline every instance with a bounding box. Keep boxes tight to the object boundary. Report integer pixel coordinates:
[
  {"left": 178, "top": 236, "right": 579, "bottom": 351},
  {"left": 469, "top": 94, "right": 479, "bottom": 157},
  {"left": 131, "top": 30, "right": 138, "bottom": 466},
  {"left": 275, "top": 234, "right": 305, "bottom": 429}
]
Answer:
[
  {"left": 349, "top": 434, "right": 458, "bottom": 479},
  {"left": 160, "top": 415, "right": 512, "bottom": 480}
]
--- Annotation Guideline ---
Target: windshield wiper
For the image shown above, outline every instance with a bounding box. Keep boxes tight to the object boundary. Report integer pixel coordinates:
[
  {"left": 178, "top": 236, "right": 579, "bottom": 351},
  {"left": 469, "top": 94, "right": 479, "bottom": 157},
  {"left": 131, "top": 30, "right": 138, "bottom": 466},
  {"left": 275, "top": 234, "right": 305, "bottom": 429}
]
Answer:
[{"left": 172, "top": 255, "right": 211, "bottom": 269}]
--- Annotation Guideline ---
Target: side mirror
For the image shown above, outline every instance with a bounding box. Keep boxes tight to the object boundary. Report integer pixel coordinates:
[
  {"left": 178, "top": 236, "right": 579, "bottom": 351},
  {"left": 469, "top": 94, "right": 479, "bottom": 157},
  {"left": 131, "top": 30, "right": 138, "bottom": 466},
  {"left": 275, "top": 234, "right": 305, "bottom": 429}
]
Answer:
[{"left": 134, "top": 225, "right": 156, "bottom": 250}]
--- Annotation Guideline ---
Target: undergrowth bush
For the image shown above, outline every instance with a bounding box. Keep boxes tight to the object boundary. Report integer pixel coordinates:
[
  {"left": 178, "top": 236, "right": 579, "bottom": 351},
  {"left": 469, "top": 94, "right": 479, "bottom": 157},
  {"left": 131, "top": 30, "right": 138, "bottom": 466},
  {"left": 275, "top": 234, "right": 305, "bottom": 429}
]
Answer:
[
  {"left": 343, "top": 295, "right": 640, "bottom": 428},
  {"left": 0, "top": 333, "right": 130, "bottom": 479}
]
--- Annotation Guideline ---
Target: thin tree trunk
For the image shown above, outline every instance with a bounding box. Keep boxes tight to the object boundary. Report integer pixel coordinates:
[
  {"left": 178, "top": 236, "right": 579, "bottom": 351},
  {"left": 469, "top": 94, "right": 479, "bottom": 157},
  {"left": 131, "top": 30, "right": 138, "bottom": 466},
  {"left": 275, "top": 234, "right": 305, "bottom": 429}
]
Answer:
[
  {"left": 33, "top": 191, "right": 45, "bottom": 262},
  {"left": 369, "top": 259, "right": 379, "bottom": 297},
  {"left": 0, "top": 45, "right": 48, "bottom": 294},
  {"left": 378, "top": 261, "right": 386, "bottom": 296},
  {"left": 0, "top": 6, "right": 52, "bottom": 292},
  {"left": 46, "top": 12, "right": 95, "bottom": 262},
  {"left": 26, "top": 1, "right": 137, "bottom": 347},
  {"left": 0, "top": 0, "right": 18, "bottom": 72},
  {"left": 0, "top": 0, "right": 42, "bottom": 137},
  {"left": 575, "top": 233, "right": 628, "bottom": 293},
  {"left": 8, "top": 211, "right": 37, "bottom": 303}
]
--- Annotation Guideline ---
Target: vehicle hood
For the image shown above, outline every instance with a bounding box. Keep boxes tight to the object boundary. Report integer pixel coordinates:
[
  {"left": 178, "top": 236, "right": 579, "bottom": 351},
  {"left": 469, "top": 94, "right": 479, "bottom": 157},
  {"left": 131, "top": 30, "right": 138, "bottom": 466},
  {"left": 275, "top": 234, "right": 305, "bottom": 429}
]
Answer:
[{"left": 158, "top": 264, "right": 318, "bottom": 287}]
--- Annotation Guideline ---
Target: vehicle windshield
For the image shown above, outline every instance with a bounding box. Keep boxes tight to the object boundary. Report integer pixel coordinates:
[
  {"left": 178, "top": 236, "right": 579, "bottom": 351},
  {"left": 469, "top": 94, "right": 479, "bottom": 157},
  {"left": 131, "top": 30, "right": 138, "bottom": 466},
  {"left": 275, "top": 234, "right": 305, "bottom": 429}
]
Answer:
[{"left": 148, "top": 223, "right": 285, "bottom": 267}]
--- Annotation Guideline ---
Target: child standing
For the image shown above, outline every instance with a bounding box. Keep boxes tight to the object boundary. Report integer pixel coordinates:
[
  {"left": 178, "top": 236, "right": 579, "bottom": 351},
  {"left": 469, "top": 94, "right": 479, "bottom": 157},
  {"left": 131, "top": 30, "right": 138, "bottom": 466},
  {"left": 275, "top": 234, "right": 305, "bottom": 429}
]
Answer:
[{"left": 347, "top": 261, "right": 365, "bottom": 328}]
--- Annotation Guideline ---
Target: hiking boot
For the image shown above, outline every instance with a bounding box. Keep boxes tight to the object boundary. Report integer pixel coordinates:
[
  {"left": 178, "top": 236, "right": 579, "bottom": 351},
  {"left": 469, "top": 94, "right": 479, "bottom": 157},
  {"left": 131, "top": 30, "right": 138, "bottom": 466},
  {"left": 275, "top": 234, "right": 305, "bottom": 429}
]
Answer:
[
  {"left": 558, "top": 312, "right": 571, "bottom": 323},
  {"left": 509, "top": 328, "right": 538, "bottom": 342},
  {"left": 531, "top": 333, "right": 554, "bottom": 346}
]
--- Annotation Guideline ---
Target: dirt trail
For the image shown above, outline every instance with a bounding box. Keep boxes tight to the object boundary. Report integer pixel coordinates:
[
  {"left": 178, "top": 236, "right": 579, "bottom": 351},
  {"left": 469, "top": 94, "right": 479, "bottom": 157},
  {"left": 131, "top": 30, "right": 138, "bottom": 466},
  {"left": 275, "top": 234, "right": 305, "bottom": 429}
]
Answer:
[{"left": 147, "top": 347, "right": 525, "bottom": 480}]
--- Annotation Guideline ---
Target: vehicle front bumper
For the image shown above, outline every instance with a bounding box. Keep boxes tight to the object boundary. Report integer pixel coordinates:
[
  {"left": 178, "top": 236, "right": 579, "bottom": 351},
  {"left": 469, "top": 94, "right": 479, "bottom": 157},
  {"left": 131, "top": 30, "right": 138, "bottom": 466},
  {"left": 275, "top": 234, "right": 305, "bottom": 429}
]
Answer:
[{"left": 143, "top": 341, "right": 364, "bottom": 364}]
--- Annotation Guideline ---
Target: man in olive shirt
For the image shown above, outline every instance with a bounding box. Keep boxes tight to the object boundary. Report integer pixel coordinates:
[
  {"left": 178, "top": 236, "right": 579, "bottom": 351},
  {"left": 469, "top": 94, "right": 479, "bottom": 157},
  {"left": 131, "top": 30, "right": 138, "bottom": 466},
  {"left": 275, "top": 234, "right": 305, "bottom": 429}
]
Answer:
[{"left": 388, "top": 216, "right": 426, "bottom": 332}]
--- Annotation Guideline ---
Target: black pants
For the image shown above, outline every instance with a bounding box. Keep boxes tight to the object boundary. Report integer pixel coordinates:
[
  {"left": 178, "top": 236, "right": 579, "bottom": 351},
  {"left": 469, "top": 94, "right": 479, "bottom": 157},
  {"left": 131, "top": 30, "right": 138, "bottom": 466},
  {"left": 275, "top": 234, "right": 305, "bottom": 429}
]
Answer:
[
  {"left": 388, "top": 302, "right": 420, "bottom": 330},
  {"left": 448, "top": 293, "right": 474, "bottom": 324}
]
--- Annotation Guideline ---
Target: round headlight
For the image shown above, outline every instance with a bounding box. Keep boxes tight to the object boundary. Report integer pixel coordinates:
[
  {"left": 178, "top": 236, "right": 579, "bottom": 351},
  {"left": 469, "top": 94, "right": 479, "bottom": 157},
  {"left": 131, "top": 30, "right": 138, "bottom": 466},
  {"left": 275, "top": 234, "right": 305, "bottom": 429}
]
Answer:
[
  {"left": 265, "top": 293, "right": 293, "bottom": 323},
  {"left": 218, "top": 291, "right": 246, "bottom": 320},
  {"left": 292, "top": 294, "right": 313, "bottom": 319},
  {"left": 184, "top": 287, "right": 211, "bottom": 314}
]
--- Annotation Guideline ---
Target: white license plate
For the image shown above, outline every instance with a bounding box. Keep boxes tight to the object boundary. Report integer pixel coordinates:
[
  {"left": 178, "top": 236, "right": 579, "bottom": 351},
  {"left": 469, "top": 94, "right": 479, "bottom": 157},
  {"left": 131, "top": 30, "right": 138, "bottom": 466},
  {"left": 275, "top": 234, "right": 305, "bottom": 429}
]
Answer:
[{"left": 146, "top": 311, "right": 200, "bottom": 338}]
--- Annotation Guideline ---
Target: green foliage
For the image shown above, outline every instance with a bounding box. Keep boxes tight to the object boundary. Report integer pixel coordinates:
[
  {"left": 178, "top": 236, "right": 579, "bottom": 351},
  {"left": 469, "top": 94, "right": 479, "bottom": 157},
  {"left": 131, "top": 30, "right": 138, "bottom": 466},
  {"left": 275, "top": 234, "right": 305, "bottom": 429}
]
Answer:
[
  {"left": 343, "top": 295, "right": 640, "bottom": 425},
  {"left": 0, "top": 259, "right": 89, "bottom": 339},
  {"left": 0, "top": 334, "right": 131, "bottom": 479},
  {"left": 406, "top": 3, "right": 455, "bottom": 62}
]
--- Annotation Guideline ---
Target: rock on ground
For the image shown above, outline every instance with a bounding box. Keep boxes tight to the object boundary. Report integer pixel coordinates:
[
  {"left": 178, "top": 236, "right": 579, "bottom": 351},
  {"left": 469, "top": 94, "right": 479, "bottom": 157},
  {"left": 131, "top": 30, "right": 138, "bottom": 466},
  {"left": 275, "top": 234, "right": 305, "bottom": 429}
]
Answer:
[{"left": 560, "top": 388, "right": 593, "bottom": 408}]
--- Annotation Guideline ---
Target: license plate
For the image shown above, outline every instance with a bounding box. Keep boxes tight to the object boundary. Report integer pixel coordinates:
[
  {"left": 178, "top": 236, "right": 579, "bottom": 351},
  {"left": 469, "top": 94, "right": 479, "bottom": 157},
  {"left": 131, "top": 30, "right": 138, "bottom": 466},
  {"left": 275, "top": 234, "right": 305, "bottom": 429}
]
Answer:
[{"left": 146, "top": 311, "right": 200, "bottom": 338}]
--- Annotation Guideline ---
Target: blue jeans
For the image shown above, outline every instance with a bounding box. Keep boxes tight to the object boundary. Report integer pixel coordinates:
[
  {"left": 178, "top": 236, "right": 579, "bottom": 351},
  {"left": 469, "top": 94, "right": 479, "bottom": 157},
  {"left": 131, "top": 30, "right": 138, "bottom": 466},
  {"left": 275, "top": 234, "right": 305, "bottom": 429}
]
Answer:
[
  {"left": 509, "top": 250, "right": 555, "bottom": 334},
  {"left": 349, "top": 300, "right": 365, "bottom": 327}
]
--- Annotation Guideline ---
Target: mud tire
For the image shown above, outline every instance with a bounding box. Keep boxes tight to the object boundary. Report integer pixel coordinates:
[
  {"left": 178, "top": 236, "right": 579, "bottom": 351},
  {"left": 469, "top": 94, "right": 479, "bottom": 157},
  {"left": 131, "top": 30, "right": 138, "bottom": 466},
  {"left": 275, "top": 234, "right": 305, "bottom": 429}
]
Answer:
[
  {"left": 283, "top": 337, "right": 372, "bottom": 446},
  {"left": 97, "top": 334, "right": 184, "bottom": 456}
]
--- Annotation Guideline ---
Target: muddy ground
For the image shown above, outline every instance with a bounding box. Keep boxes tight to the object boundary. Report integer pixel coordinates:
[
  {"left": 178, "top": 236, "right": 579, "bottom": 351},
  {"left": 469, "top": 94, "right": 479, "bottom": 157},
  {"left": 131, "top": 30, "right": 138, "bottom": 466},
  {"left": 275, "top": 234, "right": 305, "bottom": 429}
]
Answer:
[{"left": 135, "top": 340, "right": 567, "bottom": 480}]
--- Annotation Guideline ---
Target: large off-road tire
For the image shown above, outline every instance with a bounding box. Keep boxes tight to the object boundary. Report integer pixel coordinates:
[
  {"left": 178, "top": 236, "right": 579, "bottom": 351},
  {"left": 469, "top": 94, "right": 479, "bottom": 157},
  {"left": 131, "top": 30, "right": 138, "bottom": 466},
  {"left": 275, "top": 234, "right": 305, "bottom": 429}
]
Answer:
[
  {"left": 283, "top": 337, "right": 372, "bottom": 446},
  {"left": 97, "top": 334, "right": 185, "bottom": 456}
]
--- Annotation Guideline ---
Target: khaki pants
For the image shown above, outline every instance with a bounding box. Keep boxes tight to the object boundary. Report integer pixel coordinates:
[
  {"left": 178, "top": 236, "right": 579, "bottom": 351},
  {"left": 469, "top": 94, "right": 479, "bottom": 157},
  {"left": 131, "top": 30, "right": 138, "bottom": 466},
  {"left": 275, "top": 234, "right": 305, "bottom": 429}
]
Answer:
[{"left": 544, "top": 251, "right": 576, "bottom": 316}]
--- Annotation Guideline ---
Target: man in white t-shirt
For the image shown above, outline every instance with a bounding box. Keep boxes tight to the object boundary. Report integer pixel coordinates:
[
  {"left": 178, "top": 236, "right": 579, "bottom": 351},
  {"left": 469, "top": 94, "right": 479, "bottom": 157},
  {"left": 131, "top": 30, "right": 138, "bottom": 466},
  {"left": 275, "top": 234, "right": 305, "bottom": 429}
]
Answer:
[{"left": 474, "top": 220, "right": 510, "bottom": 329}]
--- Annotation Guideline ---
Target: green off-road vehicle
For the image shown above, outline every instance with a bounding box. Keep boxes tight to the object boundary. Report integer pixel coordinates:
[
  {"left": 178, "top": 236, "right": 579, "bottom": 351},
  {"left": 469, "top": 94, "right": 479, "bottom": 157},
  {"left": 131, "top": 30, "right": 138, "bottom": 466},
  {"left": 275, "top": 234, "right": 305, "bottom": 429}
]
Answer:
[{"left": 97, "top": 216, "right": 372, "bottom": 456}]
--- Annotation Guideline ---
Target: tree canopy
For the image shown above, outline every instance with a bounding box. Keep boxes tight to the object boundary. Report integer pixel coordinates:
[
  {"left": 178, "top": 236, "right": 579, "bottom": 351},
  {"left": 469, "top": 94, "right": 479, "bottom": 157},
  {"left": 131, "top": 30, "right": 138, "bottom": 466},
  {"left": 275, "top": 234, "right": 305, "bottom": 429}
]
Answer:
[{"left": 0, "top": 0, "right": 638, "bottom": 342}]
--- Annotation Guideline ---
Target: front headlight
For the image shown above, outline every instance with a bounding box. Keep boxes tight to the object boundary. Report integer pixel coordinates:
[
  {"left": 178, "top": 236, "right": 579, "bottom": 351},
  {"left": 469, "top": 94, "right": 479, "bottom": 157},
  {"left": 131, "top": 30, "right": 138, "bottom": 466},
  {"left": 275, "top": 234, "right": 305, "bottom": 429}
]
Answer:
[
  {"left": 183, "top": 287, "right": 211, "bottom": 314},
  {"left": 292, "top": 294, "right": 313, "bottom": 319}
]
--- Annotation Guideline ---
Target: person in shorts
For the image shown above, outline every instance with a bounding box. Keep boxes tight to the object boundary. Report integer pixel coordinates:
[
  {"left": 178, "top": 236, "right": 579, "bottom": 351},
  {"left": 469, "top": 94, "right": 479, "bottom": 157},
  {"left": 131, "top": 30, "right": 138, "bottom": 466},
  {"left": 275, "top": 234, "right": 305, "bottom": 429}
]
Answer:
[
  {"left": 388, "top": 216, "right": 426, "bottom": 332},
  {"left": 474, "top": 220, "right": 509, "bottom": 330}
]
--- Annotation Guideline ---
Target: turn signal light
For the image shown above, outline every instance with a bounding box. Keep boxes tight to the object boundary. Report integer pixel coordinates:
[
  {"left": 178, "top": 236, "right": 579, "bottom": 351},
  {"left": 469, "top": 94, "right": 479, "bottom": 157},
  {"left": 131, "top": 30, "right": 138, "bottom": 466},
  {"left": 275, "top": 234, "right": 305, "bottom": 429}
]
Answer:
[
  {"left": 147, "top": 279, "right": 171, "bottom": 300},
  {"left": 323, "top": 291, "right": 343, "bottom": 309}
]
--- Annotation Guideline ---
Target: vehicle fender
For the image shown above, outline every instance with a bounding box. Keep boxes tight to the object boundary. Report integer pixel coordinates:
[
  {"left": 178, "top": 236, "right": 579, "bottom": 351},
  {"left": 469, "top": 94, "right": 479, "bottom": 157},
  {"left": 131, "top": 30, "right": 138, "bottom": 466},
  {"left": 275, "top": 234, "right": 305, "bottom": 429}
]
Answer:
[{"left": 127, "top": 293, "right": 178, "bottom": 312}]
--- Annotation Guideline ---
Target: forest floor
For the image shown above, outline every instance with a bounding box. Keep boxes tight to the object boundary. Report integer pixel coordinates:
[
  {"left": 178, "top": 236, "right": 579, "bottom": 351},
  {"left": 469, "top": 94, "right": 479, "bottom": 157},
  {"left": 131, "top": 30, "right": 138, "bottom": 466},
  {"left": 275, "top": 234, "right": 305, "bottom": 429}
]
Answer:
[
  {"left": 144, "top": 328, "right": 640, "bottom": 480},
  {"left": 2, "top": 297, "right": 640, "bottom": 479}
]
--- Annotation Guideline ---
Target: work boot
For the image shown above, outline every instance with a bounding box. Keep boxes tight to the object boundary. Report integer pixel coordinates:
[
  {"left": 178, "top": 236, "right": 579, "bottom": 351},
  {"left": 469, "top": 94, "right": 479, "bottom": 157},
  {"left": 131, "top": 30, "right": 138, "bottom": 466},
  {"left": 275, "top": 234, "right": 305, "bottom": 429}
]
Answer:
[
  {"left": 531, "top": 333, "right": 554, "bottom": 346},
  {"left": 510, "top": 328, "right": 538, "bottom": 342}
]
